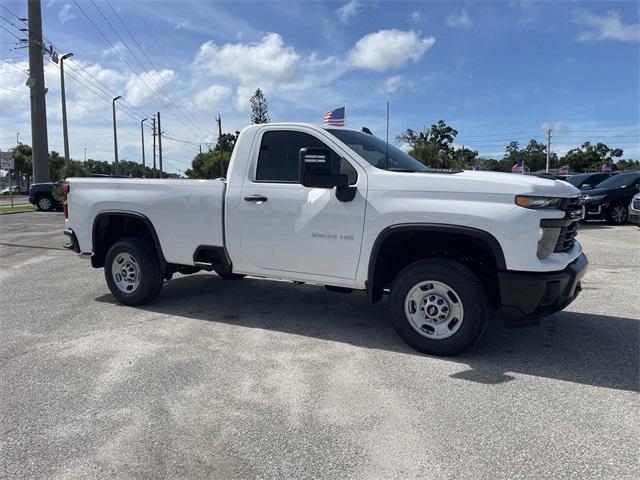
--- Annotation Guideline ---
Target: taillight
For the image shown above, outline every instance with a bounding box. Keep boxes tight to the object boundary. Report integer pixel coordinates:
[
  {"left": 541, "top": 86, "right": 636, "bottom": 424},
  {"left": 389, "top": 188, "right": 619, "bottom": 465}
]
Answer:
[{"left": 63, "top": 181, "right": 70, "bottom": 219}]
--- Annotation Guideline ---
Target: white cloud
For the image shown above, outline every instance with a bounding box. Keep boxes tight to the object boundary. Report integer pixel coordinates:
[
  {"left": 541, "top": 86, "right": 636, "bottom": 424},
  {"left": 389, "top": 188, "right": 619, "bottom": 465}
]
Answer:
[
  {"left": 175, "top": 19, "right": 190, "bottom": 30},
  {"left": 191, "top": 84, "right": 232, "bottom": 111},
  {"left": 575, "top": 11, "right": 640, "bottom": 43},
  {"left": 195, "top": 33, "right": 300, "bottom": 87},
  {"left": 446, "top": 10, "right": 472, "bottom": 28},
  {"left": 59, "top": 4, "right": 75, "bottom": 23},
  {"left": 540, "top": 121, "right": 571, "bottom": 134},
  {"left": 124, "top": 69, "right": 176, "bottom": 107},
  {"left": 384, "top": 75, "right": 403, "bottom": 93},
  {"left": 409, "top": 11, "right": 423, "bottom": 24},
  {"left": 102, "top": 41, "right": 126, "bottom": 58},
  {"left": 336, "top": 0, "right": 361, "bottom": 24},
  {"left": 349, "top": 29, "right": 435, "bottom": 71}
]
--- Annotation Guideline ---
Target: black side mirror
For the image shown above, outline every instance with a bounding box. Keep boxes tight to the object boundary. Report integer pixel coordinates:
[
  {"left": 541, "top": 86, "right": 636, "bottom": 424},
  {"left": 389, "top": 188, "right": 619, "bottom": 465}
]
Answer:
[{"left": 299, "top": 147, "right": 349, "bottom": 188}]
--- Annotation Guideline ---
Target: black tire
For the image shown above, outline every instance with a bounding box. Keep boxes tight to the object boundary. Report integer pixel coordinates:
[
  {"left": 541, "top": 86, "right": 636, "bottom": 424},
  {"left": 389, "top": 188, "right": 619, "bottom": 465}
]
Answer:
[
  {"left": 389, "top": 258, "right": 489, "bottom": 356},
  {"left": 605, "top": 203, "right": 628, "bottom": 225},
  {"left": 36, "top": 195, "right": 53, "bottom": 211},
  {"left": 215, "top": 270, "right": 246, "bottom": 280},
  {"left": 104, "top": 238, "right": 164, "bottom": 305}
]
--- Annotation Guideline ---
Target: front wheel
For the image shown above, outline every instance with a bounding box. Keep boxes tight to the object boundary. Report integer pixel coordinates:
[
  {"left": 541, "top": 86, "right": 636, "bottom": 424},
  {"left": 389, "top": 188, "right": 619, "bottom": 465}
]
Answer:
[
  {"left": 389, "top": 259, "right": 489, "bottom": 356},
  {"left": 606, "top": 204, "right": 628, "bottom": 225},
  {"left": 104, "top": 238, "right": 164, "bottom": 305}
]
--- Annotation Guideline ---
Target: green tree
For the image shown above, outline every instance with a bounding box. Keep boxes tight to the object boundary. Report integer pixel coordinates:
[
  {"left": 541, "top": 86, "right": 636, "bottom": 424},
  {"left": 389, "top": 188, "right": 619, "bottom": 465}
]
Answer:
[
  {"left": 501, "top": 139, "right": 557, "bottom": 172},
  {"left": 11, "top": 143, "right": 33, "bottom": 187},
  {"left": 48, "top": 151, "right": 65, "bottom": 181},
  {"left": 396, "top": 120, "right": 459, "bottom": 168},
  {"left": 615, "top": 159, "right": 640, "bottom": 171},
  {"left": 250, "top": 88, "right": 270, "bottom": 124},
  {"left": 451, "top": 146, "right": 479, "bottom": 170},
  {"left": 561, "top": 142, "right": 624, "bottom": 173},
  {"left": 185, "top": 131, "right": 239, "bottom": 179}
]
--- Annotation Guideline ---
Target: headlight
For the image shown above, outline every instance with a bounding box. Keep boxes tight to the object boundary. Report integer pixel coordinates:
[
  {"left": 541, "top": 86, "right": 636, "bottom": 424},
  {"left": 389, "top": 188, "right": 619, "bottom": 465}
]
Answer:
[
  {"left": 583, "top": 194, "right": 606, "bottom": 203},
  {"left": 515, "top": 195, "right": 563, "bottom": 209}
]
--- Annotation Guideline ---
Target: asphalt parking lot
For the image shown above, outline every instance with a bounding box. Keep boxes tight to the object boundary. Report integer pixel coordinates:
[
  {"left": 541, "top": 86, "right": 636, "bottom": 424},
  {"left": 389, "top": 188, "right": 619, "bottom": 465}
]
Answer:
[{"left": 1, "top": 212, "right": 638, "bottom": 479}]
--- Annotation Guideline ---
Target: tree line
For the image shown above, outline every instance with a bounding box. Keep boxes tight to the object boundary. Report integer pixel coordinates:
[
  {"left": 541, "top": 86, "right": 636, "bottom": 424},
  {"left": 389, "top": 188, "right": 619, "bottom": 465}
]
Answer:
[{"left": 396, "top": 120, "right": 638, "bottom": 173}]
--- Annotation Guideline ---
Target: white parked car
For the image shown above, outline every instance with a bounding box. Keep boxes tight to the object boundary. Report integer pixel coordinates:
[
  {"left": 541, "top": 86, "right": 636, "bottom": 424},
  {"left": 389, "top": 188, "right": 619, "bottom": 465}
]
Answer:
[{"left": 63, "top": 123, "right": 587, "bottom": 355}]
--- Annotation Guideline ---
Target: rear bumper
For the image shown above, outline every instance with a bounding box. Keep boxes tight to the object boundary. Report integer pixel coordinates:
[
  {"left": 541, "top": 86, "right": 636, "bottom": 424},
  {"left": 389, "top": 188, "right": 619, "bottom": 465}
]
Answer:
[
  {"left": 498, "top": 253, "right": 588, "bottom": 324},
  {"left": 63, "top": 228, "right": 81, "bottom": 253}
]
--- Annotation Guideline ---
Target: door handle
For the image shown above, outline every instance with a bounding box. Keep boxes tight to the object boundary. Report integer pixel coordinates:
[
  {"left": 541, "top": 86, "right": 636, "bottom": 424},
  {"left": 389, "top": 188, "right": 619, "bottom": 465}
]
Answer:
[{"left": 243, "top": 194, "right": 268, "bottom": 203}]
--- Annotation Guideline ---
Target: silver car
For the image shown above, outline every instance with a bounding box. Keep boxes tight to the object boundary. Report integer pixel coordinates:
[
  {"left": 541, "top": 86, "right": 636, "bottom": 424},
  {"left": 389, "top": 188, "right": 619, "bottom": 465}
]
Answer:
[{"left": 630, "top": 193, "right": 640, "bottom": 225}]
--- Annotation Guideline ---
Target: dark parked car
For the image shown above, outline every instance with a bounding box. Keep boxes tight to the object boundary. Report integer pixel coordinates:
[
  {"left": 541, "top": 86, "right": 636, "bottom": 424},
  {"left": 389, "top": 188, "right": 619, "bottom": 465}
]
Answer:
[
  {"left": 581, "top": 172, "right": 640, "bottom": 224},
  {"left": 28, "top": 181, "right": 64, "bottom": 211},
  {"left": 565, "top": 172, "right": 615, "bottom": 190}
]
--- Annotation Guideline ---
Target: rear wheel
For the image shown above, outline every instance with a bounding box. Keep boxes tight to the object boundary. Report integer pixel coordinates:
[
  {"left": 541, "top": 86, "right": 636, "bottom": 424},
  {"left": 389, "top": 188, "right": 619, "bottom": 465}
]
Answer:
[
  {"left": 36, "top": 195, "right": 53, "bottom": 211},
  {"left": 104, "top": 238, "right": 163, "bottom": 305},
  {"left": 389, "top": 258, "right": 489, "bottom": 356},
  {"left": 606, "top": 204, "right": 628, "bottom": 225}
]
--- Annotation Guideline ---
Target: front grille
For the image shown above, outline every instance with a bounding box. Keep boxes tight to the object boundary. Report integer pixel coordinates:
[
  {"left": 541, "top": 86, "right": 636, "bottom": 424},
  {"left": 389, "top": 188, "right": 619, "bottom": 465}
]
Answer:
[
  {"left": 554, "top": 196, "right": 581, "bottom": 253},
  {"left": 633, "top": 198, "right": 640, "bottom": 210},
  {"left": 555, "top": 221, "right": 578, "bottom": 253}
]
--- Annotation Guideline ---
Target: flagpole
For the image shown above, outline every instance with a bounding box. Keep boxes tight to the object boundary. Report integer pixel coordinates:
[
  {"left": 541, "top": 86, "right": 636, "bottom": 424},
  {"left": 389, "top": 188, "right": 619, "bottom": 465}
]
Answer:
[{"left": 344, "top": 103, "right": 347, "bottom": 127}]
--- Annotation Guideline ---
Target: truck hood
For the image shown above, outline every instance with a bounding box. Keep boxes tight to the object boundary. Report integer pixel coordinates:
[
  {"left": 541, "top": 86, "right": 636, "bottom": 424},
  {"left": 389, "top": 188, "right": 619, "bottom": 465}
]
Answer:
[{"left": 370, "top": 169, "right": 580, "bottom": 198}]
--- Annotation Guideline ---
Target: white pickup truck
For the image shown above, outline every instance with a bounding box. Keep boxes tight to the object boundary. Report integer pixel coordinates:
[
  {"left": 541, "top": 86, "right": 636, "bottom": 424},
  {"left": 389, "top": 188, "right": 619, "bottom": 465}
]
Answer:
[{"left": 63, "top": 123, "right": 587, "bottom": 355}]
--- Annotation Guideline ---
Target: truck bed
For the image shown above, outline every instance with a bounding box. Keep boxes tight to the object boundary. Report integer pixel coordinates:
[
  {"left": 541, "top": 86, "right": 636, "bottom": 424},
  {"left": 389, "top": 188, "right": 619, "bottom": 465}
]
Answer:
[{"left": 67, "top": 178, "right": 226, "bottom": 266}]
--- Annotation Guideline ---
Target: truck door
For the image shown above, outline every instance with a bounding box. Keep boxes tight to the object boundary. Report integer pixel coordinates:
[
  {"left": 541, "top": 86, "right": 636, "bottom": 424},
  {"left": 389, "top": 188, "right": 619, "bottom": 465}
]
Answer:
[{"left": 237, "top": 127, "right": 367, "bottom": 280}]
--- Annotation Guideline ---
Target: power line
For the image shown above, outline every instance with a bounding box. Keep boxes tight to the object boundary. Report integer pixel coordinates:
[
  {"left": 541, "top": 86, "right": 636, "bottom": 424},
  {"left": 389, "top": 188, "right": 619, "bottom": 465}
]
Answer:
[
  {"left": 0, "top": 24, "right": 22, "bottom": 41},
  {"left": 104, "top": 0, "right": 210, "bottom": 139},
  {"left": 74, "top": 0, "right": 205, "bottom": 140}
]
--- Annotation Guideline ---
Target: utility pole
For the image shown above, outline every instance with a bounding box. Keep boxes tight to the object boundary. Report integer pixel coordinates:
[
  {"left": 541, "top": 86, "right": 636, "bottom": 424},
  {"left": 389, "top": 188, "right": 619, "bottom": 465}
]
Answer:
[
  {"left": 28, "top": 0, "right": 50, "bottom": 183},
  {"left": 199, "top": 144, "right": 202, "bottom": 154},
  {"left": 216, "top": 114, "right": 223, "bottom": 177},
  {"left": 152, "top": 117, "right": 157, "bottom": 179},
  {"left": 140, "top": 118, "right": 148, "bottom": 178},
  {"left": 59, "top": 52, "right": 73, "bottom": 166},
  {"left": 157, "top": 112, "right": 163, "bottom": 178},
  {"left": 546, "top": 128, "right": 552, "bottom": 173},
  {"left": 112, "top": 95, "right": 122, "bottom": 175},
  {"left": 84, "top": 147, "right": 86, "bottom": 162}
]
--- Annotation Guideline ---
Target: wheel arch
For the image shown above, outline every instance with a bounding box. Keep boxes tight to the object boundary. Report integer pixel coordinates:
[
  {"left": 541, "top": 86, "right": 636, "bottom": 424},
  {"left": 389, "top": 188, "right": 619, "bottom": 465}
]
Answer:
[
  {"left": 91, "top": 211, "right": 166, "bottom": 269},
  {"left": 366, "top": 223, "right": 506, "bottom": 304}
]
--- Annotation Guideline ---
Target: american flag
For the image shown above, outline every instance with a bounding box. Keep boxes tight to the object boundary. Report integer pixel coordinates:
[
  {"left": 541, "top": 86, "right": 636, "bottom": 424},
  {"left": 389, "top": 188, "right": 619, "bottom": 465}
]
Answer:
[
  {"left": 511, "top": 162, "right": 524, "bottom": 173},
  {"left": 322, "top": 106, "right": 345, "bottom": 126}
]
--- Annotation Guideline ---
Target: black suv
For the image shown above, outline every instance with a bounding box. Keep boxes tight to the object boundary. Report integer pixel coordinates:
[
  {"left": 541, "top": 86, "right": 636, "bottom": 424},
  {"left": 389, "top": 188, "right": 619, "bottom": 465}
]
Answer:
[
  {"left": 28, "top": 181, "right": 64, "bottom": 211},
  {"left": 581, "top": 172, "right": 640, "bottom": 224},
  {"left": 565, "top": 172, "right": 616, "bottom": 190}
]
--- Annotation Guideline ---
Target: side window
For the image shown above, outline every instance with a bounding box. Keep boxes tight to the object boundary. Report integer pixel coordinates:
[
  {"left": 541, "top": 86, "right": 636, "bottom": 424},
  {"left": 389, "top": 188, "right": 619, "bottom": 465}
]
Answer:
[{"left": 255, "top": 130, "right": 357, "bottom": 184}]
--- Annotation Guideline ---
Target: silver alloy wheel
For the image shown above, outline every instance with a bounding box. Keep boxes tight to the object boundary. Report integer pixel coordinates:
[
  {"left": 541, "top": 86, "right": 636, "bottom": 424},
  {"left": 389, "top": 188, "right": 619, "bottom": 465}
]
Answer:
[
  {"left": 111, "top": 252, "right": 140, "bottom": 293},
  {"left": 611, "top": 205, "right": 627, "bottom": 224},
  {"left": 404, "top": 280, "right": 464, "bottom": 340},
  {"left": 37, "top": 196, "right": 52, "bottom": 210}
]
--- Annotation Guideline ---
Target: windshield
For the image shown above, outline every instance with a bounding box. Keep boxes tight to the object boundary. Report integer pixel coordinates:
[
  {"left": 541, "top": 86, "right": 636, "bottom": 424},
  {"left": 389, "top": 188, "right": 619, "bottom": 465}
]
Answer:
[
  {"left": 327, "top": 129, "right": 428, "bottom": 172},
  {"left": 595, "top": 173, "right": 639, "bottom": 189},
  {"left": 566, "top": 174, "right": 591, "bottom": 186}
]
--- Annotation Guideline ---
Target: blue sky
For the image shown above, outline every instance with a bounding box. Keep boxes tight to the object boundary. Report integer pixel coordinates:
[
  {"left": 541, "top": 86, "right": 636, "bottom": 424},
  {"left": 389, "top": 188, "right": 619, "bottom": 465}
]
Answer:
[{"left": 1, "top": 0, "right": 639, "bottom": 174}]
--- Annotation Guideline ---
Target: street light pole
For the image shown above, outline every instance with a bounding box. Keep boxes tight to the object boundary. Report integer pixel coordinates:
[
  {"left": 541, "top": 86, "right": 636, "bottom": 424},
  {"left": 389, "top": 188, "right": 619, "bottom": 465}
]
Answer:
[
  {"left": 112, "top": 95, "right": 122, "bottom": 175},
  {"left": 140, "top": 118, "right": 148, "bottom": 178},
  {"left": 59, "top": 52, "right": 74, "bottom": 166}
]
